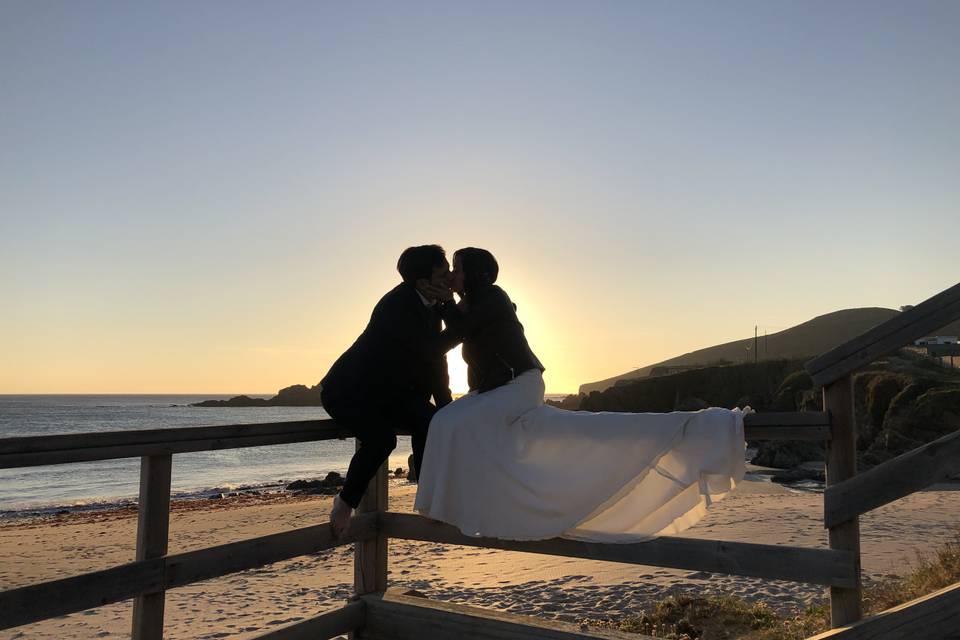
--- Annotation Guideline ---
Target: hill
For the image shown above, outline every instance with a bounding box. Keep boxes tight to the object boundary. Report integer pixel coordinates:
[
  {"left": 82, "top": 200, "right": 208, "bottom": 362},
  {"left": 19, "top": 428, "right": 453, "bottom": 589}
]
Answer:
[
  {"left": 566, "top": 351, "right": 960, "bottom": 471},
  {"left": 579, "top": 307, "right": 960, "bottom": 394}
]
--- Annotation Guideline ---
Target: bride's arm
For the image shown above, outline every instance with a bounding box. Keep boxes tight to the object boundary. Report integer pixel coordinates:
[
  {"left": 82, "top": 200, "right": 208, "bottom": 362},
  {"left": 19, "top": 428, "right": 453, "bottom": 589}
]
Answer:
[
  {"left": 437, "top": 288, "right": 513, "bottom": 339},
  {"left": 437, "top": 327, "right": 461, "bottom": 353}
]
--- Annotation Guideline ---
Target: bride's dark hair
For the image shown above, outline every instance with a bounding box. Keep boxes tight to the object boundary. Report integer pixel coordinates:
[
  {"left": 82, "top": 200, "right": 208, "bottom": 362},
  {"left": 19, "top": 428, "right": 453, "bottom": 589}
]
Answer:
[{"left": 453, "top": 247, "right": 499, "bottom": 295}]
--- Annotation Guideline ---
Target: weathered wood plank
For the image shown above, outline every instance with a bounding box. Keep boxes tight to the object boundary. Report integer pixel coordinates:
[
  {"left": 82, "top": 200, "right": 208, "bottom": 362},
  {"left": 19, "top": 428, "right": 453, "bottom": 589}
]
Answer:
[
  {"left": 0, "top": 413, "right": 830, "bottom": 469},
  {"left": 806, "top": 282, "right": 960, "bottom": 386},
  {"left": 251, "top": 601, "right": 366, "bottom": 640},
  {"left": 354, "top": 457, "right": 389, "bottom": 596},
  {"left": 744, "top": 412, "right": 831, "bottom": 441},
  {"left": 380, "top": 512, "right": 856, "bottom": 587},
  {"left": 824, "top": 377, "right": 863, "bottom": 628},
  {"left": 0, "top": 420, "right": 345, "bottom": 454},
  {"left": 824, "top": 428, "right": 960, "bottom": 528},
  {"left": 745, "top": 412, "right": 830, "bottom": 427},
  {"left": 0, "top": 515, "right": 375, "bottom": 631},
  {"left": 745, "top": 425, "right": 831, "bottom": 441},
  {"left": 0, "top": 428, "right": 350, "bottom": 469},
  {"left": 131, "top": 455, "right": 173, "bottom": 640},
  {"left": 0, "top": 559, "right": 165, "bottom": 631},
  {"left": 165, "top": 513, "right": 377, "bottom": 588},
  {"left": 805, "top": 581, "right": 960, "bottom": 639},
  {"left": 360, "top": 589, "right": 647, "bottom": 640}
]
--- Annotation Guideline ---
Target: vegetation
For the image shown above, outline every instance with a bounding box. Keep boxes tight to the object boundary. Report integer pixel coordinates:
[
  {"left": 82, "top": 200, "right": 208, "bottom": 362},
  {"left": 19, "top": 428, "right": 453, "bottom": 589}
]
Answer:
[
  {"left": 579, "top": 530, "right": 960, "bottom": 639},
  {"left": 578, "top": 307, "right": 960, "bottom": 395},
  {"left": 578, "top": 307, "right": 919, "bottom": 394},
  {"left": 553, "top": 349, "right": 960, "bottom": 471}
]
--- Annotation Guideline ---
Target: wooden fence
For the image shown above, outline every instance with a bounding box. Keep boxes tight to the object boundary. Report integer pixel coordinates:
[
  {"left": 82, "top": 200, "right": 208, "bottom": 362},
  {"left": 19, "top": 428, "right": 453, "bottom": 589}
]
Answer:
[{"left": 1, "top": 280, "right": 959, "bottom": 639}]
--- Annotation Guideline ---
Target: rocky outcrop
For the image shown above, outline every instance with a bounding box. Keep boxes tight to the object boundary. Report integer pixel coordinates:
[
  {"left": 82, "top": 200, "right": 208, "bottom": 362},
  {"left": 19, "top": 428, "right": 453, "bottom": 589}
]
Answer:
[
  {"left": 545, "top": 394, "right": 585, "bottom": 410},
  {"left": 286, "top": 471, "right": 343, "bottom": 495},
  {"left": 770, "top": 461, "right": 826, "bottom": 484},
  {"left": 192, "top": 383, "right": 324, "bottom": 407}
]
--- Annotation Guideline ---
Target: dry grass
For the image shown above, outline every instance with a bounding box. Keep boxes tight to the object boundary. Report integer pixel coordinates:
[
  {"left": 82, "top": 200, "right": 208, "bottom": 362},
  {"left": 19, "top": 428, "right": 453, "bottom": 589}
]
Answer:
[
  {"left": 861, "top": 530, "right": 960, "bottom": 614},
  {"left": 580, "top": 530, "right": 960, "bottom": 640}
]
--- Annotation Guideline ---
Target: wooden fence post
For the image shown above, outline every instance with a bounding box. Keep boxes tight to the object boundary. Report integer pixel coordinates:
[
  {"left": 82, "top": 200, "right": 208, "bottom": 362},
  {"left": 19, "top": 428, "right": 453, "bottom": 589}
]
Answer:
[
  {"left": 824, "top": 376, "right": 862, "bottom": 627},
  {"left": 354, "top": 449, "right": 389, "bottom": 597},
  {"left": 131, "top": 454, "right": 172, "bottom": 640}
]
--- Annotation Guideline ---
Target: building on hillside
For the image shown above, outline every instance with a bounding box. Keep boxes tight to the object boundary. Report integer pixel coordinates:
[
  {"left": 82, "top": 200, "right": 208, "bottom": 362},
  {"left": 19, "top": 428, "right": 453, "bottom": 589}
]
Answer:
[
  {"left": 911, "top": 336, "right": 960, "bottom": 369},
  {"left": 914, "top": 336, "right": 958, "bottom": 346}
]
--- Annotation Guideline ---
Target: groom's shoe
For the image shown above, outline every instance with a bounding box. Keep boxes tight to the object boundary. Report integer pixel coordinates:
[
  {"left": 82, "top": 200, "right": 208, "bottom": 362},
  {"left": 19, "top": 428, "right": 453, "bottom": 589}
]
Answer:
[{"left": 330, "top": 494, "right": 353, "bottom": 539}]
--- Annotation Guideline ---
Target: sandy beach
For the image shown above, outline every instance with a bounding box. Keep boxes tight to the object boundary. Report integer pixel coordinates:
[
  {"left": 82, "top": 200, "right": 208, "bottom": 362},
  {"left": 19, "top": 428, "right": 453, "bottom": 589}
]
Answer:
[{"left": 2, "top": 474, "right": 959, "bottom": 639}]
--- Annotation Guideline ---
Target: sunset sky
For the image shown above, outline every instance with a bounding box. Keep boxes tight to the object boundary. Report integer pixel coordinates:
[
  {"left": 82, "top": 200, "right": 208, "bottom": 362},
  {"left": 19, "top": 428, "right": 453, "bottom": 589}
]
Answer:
[{"left": 2, "top": 2, "right": 958, "bottom": 395}]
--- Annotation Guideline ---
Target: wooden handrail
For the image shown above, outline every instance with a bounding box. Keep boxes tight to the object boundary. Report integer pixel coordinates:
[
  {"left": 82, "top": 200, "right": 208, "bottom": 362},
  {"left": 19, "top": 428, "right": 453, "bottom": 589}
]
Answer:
[
  {"left": 0, "top": 412, "right": 831, "bottom": 470},
  {"left": 805, "top": 580, "right": 960, "bottom": 639},
  {"left": 380, "top": 512, "right": 857, "bottom": 588},
  {"left": 744, "top": 411, "right": 831, "bottom": 440},
  {"left": 0, "top": 420, "right": 343, "bottom": 454},
  {"left": 824, "top": 428, "right": 960, "bottom": 528},
  {"left": 0, "top": 513, "right": 377, "bottom": 631},
  {"left": 0, "top": 420, "right": 350, "bottom": 469},
  {"left": 806, "top": 281, "right": 960, "bottom": 386}
]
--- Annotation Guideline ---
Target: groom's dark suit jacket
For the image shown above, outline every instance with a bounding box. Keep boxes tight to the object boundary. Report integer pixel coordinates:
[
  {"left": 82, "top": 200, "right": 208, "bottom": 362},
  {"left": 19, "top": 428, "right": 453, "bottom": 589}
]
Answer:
[{"left": 321, "top": 282, "right": 455, "bottom": 408}]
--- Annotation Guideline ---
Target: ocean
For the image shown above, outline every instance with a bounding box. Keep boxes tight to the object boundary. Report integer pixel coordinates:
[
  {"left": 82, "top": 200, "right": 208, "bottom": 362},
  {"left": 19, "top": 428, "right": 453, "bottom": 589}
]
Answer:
[
  {"left": 0, "top": 393, "right": 576, "bottom": 519},
  {"left": 0, "top": 394, "right": 408, "bottom": 519}
]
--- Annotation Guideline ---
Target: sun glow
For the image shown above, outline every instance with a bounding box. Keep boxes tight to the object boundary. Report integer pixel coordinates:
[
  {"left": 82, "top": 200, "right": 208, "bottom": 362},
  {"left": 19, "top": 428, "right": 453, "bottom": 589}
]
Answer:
[{"left": 446, "top": 344, "right": 470, "bottom": 395}]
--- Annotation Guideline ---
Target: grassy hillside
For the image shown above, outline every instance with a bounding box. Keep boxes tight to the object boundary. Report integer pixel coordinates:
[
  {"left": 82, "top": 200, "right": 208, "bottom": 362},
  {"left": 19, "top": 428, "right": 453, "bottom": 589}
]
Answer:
[{"left": 579, "top": 308, "right": 960, "bottom": 394}]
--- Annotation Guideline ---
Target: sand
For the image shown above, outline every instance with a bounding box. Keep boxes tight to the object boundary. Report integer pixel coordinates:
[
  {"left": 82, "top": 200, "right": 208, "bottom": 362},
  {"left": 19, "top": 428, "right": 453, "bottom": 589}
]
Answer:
[{"left": 2, "top": 475, "right": 959, "bottom": 639}]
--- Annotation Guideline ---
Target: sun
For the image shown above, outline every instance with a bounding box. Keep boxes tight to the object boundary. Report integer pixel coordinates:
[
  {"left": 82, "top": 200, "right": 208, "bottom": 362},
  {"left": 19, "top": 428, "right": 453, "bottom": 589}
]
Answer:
[{"left": 446, "top": 344, "right": 470, "bottom": 396}]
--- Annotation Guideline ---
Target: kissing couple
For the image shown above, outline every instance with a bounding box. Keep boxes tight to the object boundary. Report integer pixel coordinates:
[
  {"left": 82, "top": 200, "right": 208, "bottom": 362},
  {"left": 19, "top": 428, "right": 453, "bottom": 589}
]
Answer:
[{"left": 320, "top": 245, "right": 749, "bottom": 543}]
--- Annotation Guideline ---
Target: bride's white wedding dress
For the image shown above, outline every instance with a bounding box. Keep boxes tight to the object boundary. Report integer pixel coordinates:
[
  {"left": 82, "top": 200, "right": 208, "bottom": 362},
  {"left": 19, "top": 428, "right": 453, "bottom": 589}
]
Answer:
[{"left": 414, "top": 369, "right": 747, "bottom": 542}]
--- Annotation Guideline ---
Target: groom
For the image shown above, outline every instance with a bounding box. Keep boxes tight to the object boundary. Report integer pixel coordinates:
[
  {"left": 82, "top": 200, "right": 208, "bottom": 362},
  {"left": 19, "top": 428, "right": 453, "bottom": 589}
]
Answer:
[{"left": 320, "top": 245, "right": 457, "bottom": 537}]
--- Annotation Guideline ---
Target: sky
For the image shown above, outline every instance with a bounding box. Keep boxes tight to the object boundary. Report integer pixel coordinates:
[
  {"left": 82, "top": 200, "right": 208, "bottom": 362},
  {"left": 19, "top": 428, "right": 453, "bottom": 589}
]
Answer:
[{"left": 2, "top": 1, "right": 958, "bottom": 395}]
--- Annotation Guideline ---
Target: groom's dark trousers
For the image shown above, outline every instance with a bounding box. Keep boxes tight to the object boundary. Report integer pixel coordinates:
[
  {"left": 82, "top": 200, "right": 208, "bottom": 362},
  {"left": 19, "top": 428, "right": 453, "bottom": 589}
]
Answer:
[{"left": 320, "top": 282, "right": 455, "bottom": 509}]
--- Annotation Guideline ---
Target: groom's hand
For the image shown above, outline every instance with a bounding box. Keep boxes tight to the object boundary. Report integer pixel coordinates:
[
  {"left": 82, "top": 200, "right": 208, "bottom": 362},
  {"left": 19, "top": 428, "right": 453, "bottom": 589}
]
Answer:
[{"left": 418, "top": 281, "right": 454, "bottom": 302}]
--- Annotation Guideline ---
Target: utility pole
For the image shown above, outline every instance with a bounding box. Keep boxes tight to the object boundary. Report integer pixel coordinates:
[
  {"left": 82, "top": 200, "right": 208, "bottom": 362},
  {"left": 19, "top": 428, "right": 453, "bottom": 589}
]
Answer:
[{"left": 754, "top": 325, "right": 758, "bottom": 364}]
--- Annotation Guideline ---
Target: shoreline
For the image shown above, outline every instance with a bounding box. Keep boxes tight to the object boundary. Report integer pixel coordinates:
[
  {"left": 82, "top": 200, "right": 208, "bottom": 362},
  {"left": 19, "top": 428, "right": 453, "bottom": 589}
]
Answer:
[{"left": 0, "top": 490, "right": 328, "bottom": 531}]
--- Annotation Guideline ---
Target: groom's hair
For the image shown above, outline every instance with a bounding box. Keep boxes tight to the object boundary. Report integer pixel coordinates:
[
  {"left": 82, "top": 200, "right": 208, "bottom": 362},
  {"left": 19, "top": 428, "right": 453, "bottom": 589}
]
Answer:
[
  {"left": 453, "top": 247, "right": 499, "bottom": 293},
  {"left": 397, "top": 245, "right": 447, "bottom": 283}
]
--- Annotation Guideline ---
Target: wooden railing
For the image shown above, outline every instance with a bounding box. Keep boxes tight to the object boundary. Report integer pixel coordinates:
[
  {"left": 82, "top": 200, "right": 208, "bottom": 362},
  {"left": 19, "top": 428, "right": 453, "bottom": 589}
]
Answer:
[
  {"left": 802, "top": 280, "right": 960, "bottom": 635},
  {"left": 0, "top": 421, "right": 376, "bottom": 638},
  {"left": 0, "top": 412, "right": 833, "bottom": 638},
  {"left": 1, "top": 280, "right": 958, "bottom": 639}
]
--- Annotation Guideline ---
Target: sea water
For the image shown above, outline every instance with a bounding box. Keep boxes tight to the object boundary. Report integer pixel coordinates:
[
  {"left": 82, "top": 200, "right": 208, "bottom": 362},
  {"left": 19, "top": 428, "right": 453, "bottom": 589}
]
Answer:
[
  {"left": 0, "top": 394, "right": 413, "bottom": 518},
  {"left": 0, "top": 393, "right": 634, "bottom": 518}
]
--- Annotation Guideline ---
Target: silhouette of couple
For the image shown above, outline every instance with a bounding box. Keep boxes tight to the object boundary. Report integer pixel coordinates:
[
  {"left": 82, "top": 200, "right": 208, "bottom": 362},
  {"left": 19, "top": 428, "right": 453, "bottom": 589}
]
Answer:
[
  {"left": 320, "top": 245, "right": 543, "bottom": 537},
  {"left": 322, "top": 245, "right": 748, "bottom": 543}
]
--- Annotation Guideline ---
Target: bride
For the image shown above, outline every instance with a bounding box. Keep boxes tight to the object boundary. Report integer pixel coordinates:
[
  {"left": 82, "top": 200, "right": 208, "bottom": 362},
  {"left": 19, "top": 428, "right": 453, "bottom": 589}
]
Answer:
[
  {"left": 415, "top": 247, "right": 745, "bottom": 542},
  {"left": 416, "top": 248, "right": 747, "bottom": 542}
]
